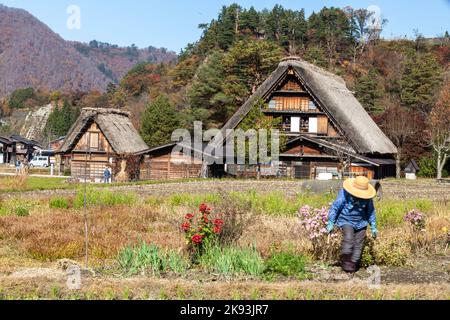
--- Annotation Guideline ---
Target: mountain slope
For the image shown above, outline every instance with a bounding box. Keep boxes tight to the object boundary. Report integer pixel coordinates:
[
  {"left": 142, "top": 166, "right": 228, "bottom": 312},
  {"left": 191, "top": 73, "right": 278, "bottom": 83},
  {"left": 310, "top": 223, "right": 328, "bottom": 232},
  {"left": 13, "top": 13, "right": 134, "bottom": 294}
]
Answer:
[
  {"left": 0, "top": 4, "right": 110, "bottom": 97},
  {"left": 0, "top": 4, "right": 176, "bottom": 98}
]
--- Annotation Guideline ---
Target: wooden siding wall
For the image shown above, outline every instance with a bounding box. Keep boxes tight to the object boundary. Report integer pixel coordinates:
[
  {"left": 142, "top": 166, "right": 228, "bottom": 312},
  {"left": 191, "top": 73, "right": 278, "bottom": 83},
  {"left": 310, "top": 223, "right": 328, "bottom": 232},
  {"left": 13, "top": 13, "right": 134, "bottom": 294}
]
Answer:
[
  {"left": 284, "top": 144, "right": 323, "bottom": 155},
  {"left": 140, "top": 152, "right": 202, "bottom": 180},
  {"left": 317, "top": 116, "right": 328, "bottom": 134},
  {"left": 271, "top": 96, "right": 311, "bottom": 111},
  {"left": 349, "top": 166, "right": 374, "bottom": 180},
  {"left": 74, "top": 123, "right": 112, "bottom": 153},
  {"left": 279, "top": 77, "right": 304, "bottom": 92},
  {"left": 266, "top": 75, "right": 342, "bottom": 137},
  {"left": 70, "top": 122, "right": 114, "bottom": 181},
  {"left": 71, "top": 161, "right": 109, "bottom": 181}
]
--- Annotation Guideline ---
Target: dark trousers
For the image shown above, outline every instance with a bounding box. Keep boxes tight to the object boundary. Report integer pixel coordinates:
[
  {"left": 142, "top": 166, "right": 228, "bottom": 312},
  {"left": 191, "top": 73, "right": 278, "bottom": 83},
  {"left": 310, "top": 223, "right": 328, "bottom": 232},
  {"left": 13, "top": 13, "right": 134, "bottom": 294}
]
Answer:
[{"left": 341, "top": 225, "right": 367, "bottom": 272}]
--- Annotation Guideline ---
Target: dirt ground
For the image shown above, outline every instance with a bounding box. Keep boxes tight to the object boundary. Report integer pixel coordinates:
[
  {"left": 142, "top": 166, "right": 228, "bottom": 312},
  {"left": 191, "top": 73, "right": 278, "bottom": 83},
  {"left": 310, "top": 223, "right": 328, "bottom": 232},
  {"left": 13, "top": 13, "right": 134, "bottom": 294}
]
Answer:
[
  {"left": 1, "top": 255, "right": 448, "bottom": 299},
  {"left": 3, "top": 178, "right": 450, "bottom": 200}
]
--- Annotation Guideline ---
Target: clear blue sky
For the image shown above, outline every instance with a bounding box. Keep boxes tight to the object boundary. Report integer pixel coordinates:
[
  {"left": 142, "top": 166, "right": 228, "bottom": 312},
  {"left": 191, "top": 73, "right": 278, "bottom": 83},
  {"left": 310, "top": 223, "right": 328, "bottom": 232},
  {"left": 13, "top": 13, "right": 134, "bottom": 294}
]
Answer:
[{"left": 1, "top": 0, "right": 449, "bottom": 52}]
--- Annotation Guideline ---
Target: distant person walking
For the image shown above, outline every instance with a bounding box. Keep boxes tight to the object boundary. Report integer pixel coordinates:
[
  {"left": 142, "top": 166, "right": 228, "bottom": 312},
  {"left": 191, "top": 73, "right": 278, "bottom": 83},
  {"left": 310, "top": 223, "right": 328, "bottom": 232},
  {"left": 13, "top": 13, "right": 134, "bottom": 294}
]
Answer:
[
  {"left": 103, "top": 167, "right": 111, "bottom": 184},
  {"left": 15, "top": 160, "right": 21, "bottom": 175},
  {"left": 327, "top": 176, "right": 378, "bottom": 273}
]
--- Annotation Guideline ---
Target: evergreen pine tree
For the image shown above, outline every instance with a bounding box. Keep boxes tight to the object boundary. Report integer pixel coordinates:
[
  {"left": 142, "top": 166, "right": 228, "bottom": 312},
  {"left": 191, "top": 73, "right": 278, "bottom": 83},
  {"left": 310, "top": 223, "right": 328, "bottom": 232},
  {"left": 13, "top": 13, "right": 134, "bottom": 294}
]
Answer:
[
  {"left": 401, "top": 52, "right": 443, "bottom": 113},
  {"left": 140, "top": 95, "right": 180, "bottom": 148},
  {"left": 354, "top": 69, "right": 384, "bottom": 114}
]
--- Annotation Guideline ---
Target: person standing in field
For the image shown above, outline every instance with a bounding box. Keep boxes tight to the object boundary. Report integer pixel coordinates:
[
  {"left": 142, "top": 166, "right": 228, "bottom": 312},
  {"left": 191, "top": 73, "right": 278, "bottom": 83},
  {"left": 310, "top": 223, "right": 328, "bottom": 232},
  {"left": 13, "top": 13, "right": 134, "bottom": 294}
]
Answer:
[
  {"left": 327, "top": 176, "right": 378, "bottom": 273},
  {"left": 15, "top": 159, "right": 21, "bottom": 175},
  {"left": 103, "top": 166, "right": 111, "bottom": 184}
]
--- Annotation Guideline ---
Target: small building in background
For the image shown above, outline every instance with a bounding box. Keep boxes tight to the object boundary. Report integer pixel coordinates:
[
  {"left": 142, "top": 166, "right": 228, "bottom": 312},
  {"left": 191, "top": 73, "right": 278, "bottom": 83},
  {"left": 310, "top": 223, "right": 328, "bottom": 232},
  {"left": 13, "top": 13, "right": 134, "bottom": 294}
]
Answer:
[
  {"left": 49, "top": 136, "right": 66, "bottom": 151},
  {"left": 136, "top": 142, "right": 205, "bottom": 180},
  {"left": 404, "top": 159, "right": 419, "bottom": 180},
  {"left": 0, "top": 136, "right": 13, "bottom": 164},
  {"left": 0, "top": 134, "right": 42, "bottom": 164},
  {"left": 57, "top": 108, "right": 148, "bottom": 182}
]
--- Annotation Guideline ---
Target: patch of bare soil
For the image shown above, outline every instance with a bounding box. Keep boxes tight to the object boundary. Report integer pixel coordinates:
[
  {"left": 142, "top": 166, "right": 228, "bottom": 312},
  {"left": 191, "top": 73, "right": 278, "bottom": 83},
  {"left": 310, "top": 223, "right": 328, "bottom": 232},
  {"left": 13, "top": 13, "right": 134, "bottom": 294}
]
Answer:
[
  {"left": 2, "top": 179, "right": 450, "bottom": 201},
  {"left": 309, "top": 254, "right": 450, "bottom": 285}
]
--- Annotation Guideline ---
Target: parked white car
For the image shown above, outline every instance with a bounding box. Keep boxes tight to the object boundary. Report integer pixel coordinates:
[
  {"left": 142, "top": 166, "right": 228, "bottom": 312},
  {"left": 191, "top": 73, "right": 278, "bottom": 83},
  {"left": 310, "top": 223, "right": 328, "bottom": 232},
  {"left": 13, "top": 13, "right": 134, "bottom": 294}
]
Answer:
[{"left": 29, "top": 156, "right": 49, "bottom": 168}]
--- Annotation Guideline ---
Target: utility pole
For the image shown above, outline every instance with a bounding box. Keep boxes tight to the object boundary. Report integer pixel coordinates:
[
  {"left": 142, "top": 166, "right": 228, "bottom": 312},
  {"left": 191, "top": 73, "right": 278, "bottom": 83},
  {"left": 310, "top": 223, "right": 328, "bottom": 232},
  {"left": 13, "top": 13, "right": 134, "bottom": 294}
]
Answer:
[{"left": 83, "top": 133, "right": 91, "bottom": 268}]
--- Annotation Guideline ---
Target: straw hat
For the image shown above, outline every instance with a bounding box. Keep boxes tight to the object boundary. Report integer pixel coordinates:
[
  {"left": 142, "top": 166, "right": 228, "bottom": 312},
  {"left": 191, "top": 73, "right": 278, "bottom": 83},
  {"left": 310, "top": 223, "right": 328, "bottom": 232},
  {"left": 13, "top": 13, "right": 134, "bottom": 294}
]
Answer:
[{"left": 343, "top": 176, "right": 376, "bottom": 199}]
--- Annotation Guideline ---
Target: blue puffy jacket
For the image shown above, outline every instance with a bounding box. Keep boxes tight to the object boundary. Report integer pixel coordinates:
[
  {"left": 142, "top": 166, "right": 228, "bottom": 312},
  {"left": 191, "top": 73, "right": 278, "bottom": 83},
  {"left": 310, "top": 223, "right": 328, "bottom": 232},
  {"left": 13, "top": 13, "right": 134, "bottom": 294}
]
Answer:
[{"left": 328, "top": 189, "right": 377, "bottom": 231}]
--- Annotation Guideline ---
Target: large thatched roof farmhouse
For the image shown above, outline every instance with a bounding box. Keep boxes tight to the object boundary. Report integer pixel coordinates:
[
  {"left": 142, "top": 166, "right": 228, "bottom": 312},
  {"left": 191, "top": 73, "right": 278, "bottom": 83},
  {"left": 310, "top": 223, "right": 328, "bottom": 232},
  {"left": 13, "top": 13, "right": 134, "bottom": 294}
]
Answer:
[
  {"left": 211, "top": 57, "right": 397, "bottom": 179},
  {"left": 57, "top": 108, "right": 148, "bottom": 182}
]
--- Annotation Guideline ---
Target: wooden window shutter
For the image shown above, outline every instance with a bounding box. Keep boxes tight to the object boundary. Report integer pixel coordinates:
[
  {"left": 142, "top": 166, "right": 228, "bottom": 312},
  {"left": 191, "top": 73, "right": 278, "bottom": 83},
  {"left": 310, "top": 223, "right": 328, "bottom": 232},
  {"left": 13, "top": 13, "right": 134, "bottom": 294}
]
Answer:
[{"left": 317, "top": 116, "right": 328, "bottom": 134}]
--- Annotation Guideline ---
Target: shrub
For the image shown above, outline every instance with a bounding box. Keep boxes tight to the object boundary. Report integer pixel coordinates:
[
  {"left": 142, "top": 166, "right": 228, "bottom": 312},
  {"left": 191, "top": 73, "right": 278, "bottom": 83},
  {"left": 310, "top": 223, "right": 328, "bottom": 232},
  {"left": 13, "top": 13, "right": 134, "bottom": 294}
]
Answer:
[
  {"left": 376, "top": 199, "right": 432, "bottom": 228},
  {"left": 49, "top": 197, "right": 70, "bottom": 209},
  {"left": 214, "top": 192, "right": 254, "bottom": 246},
  {"left": 181, "top": 203, "right": 223, "bottom": 260},
  {"left": 297, "top": 205, "right": 340, "bottom": 260},
  {"left": 73, "top": 188, "right": 137, "bottom": 209},
  {"left": 118, "top": 242, "right": 189, "bottom": 276},
  {"left": 198, "top": 244, "right": 265, "bottom": 277},
  {"left": 264, "top": 251, "right": 309, "bottom": 279},
  {"left": 15, "top": 206, "right": 29, "bottom": 217},
  {"left": 361, "top": 236, "right": 410, "bottom": 267},
  {"left": 404, "top": 209, "right": 426, "bottom": 231},
  {"left": 63, "top": 168, "right": 72, "bottom": 177},
  {"left": 372, "top": 237, "right": 410, "bottom": 267}
]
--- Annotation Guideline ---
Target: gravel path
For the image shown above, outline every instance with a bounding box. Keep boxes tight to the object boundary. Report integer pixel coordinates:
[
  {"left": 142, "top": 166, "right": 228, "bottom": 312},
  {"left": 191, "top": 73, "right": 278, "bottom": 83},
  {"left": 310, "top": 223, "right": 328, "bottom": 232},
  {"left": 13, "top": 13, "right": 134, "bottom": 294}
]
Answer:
[{"left": 1, "top": 179, "right": 449, "bottom": 201}]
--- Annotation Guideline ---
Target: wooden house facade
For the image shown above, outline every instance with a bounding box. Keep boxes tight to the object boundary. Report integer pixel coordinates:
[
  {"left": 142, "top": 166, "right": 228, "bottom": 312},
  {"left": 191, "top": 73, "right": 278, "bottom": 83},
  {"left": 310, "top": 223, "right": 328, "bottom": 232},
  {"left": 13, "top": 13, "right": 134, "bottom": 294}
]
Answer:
[
  {"left": 0, "top": 135, "right": 42, "bottom": 164},
  {"left": 211, "top": 57, "right": 397, "bottom": 179},
  {"left": 57, "top": 108, "right": 148, "bottom": 182},
  {"left": 136, "top": 143, "right": 204, "bottom": 180}
]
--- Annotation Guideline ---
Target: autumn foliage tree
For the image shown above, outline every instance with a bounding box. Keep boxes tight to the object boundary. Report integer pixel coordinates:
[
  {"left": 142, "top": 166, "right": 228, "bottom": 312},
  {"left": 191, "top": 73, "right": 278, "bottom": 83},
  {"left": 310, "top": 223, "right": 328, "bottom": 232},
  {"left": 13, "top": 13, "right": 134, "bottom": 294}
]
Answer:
[
  {"left": 379, "top": 105, "right": 425, "bottom": 178},
  {"left": 428, "top": 84, "right": 450, "bottom": 179}
]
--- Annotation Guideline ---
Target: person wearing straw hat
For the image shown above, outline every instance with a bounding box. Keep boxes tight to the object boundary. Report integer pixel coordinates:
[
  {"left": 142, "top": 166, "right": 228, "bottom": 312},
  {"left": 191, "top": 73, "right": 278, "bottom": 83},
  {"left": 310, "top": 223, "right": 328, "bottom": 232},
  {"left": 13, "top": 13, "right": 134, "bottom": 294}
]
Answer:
[{"left": 327, "top": 176, "right": 378, "bottom": 273}]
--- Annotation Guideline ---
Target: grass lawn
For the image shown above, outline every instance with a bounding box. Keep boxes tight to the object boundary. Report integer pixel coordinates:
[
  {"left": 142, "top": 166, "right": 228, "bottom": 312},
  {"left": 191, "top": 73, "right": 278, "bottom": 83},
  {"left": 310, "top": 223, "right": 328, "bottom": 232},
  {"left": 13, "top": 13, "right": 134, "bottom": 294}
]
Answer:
[{"left": 0, "top": 175, "right": 208, "bottom": 193}]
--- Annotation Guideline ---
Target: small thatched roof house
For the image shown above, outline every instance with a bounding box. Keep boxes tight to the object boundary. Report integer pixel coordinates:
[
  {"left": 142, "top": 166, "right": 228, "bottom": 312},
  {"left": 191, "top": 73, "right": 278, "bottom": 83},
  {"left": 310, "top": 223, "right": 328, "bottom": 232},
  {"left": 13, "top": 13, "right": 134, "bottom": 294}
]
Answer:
[
  {"left": 211, "top": 57, "right": 397, "bottom": 179},
  {"left": 58, "top": 108, "right": 148, "bottom": 182}
]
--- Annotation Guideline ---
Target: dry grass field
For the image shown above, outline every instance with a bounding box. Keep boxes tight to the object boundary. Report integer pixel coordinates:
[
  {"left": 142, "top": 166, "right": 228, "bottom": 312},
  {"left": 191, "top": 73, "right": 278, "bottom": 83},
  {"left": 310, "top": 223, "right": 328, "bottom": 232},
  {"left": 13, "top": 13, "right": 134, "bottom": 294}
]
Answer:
[{"left": 0, "top": 177, "right": 449, "bottom": 300}]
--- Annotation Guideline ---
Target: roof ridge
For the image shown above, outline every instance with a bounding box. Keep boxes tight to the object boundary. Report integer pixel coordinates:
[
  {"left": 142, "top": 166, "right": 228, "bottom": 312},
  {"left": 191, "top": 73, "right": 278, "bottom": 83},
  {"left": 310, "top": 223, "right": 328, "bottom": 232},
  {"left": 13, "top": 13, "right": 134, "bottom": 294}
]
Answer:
[
  {"left": 280, "top": 58, "right": 346, "bottom": 85},
  {"left": 81, "top": 107, "right": 131, "bottom": 117}
]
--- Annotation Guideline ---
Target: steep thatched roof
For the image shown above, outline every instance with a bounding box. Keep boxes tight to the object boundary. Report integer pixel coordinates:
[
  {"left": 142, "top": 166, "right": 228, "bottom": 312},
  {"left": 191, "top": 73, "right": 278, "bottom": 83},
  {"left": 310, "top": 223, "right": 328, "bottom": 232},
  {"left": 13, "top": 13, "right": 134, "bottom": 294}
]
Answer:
[
  {"left": 212, "top": 57, "right": 397, "bottom": 155},
  {"left": 58, "top": 108, "right": 148, "bottom": 154}
]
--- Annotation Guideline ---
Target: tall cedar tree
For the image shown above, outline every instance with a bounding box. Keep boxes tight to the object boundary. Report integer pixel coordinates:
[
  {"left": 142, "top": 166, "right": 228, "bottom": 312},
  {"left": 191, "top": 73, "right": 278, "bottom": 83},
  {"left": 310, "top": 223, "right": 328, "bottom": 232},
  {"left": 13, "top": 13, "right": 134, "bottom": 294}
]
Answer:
[
  {"left": 187, "top": 50, "right": 227, "bottom": 124},
  {"left": 44, "top": 100, "right": 80, "bottom": 141},
  {"left": 307, "top": 7, "right": 353, "bottom": 68},
  {"left": 354, "top": 68, "right": 384, "bottom": 115},
  {"left": 401, "top": 52, "right": 442, "bottom": 113},
  {"left": 140, "top": 95, "right": 180, "bottom": 148},
  {"left": 221, "top": 39, "right": 283, "bottom": 115}
]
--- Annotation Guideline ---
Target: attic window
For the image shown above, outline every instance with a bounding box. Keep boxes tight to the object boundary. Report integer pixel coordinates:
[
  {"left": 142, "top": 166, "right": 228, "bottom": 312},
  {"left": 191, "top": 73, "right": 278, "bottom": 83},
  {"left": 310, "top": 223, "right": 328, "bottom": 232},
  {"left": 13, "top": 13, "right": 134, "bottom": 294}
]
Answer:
[
  {"left": 268, "top": 100, "right": 277, "bottom": 109},
  {"left": 308, "top": 100, "right": 316, "bottom": 110}
]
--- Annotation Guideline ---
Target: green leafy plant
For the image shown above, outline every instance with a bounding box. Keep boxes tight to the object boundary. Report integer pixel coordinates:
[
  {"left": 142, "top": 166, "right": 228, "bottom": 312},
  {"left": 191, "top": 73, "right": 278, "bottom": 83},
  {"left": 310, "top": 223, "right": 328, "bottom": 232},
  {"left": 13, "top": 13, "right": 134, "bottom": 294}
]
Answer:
[
  {"left": 15, "top": 206, "right": 29, "bottom": 217},
  {"left": 264, "top": 250, "right": 309, "bottom": 279},
  {"left": 49, "top": 197, "right": 69, "bottom": 209},
  {"left": 198, "top": 243, "right": 264, "bottom": 277},
  {"left": 73, "top": 188, "right": 137, "bottom": 209},
  {"left": 117, "top": 242, "right": 189, "bottom": 276}
]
